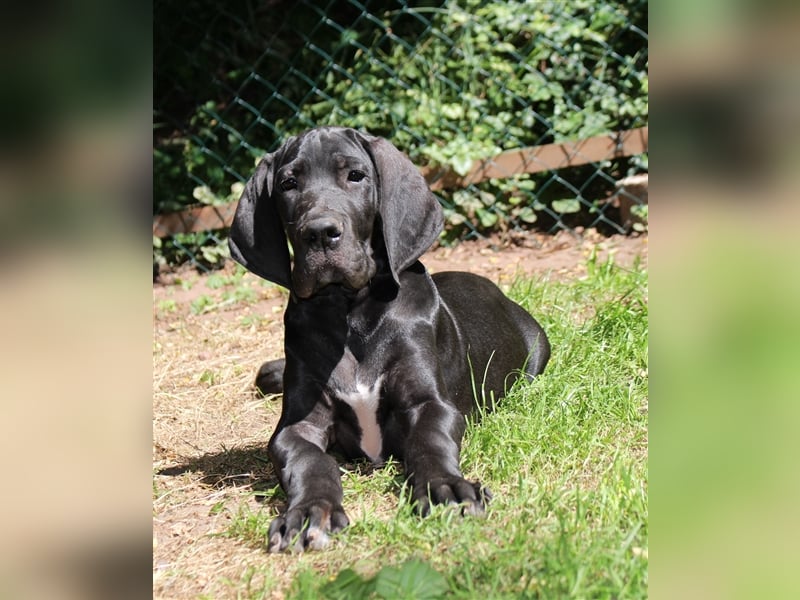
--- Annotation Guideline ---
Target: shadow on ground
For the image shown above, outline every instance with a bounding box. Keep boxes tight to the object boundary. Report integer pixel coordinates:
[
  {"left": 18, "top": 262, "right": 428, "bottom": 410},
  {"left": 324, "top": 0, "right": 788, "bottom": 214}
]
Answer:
[
  {"left": 158, "top": 444, "right": 281, "bottom": 499},
  {"left": 158, "top": 444, "right": 407, "bottom": 505}
]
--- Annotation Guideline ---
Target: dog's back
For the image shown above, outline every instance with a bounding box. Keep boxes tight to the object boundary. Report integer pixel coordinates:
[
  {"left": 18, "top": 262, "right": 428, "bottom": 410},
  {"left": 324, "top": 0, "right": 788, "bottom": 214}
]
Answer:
[{"left": 432, "top": 271, "right": 550, "bottom": 413}]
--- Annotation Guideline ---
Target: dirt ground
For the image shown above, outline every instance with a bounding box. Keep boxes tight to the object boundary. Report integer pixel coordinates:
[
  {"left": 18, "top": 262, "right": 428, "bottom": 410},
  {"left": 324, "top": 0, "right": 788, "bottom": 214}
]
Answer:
[{"left": 152, "top": 228, "right": 647, "bottom": 599}]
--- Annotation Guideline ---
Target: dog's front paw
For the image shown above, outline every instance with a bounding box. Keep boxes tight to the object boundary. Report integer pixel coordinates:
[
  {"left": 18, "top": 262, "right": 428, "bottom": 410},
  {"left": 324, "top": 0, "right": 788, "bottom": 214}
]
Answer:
[
  {"left": 413, "top": 477, "right": 492, "bottom": 517},
  {"left": 267, "top": 500, "right": 349, "bottom": 553}
]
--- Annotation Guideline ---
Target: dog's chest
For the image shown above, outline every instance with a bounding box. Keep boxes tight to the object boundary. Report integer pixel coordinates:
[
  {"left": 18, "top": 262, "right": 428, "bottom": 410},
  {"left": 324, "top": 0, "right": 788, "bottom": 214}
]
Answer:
[{"left": 329, "top": 347, "right": 384, "bottom": 462}]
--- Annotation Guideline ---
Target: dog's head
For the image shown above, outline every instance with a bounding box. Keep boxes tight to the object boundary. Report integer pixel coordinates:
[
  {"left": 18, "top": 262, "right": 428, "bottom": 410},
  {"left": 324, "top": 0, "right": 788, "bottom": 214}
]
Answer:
[{"left": 229, "top": 127, "right": 443, "bottom": 299}]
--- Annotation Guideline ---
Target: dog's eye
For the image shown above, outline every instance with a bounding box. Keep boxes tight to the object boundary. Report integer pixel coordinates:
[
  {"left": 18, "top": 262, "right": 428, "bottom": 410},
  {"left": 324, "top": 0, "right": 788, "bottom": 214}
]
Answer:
[
  {"left": 347, "top": 170, "right": 366, "bottom": 183},
  {"left": 280, "top": 177, "right": 298, "bottom": 191}
]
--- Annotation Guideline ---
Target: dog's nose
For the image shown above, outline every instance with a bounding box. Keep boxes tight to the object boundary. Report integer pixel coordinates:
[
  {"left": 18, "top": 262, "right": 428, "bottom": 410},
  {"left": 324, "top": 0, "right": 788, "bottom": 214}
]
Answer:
[{"left": 302, "top": 217, "right": 343, "bottom": 250}]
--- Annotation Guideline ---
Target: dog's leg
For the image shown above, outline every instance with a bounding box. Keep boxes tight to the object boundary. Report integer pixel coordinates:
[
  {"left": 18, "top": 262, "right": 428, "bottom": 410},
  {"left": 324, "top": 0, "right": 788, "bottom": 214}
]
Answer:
[
  {"left": 266, "top": 426, "right": 349, "bottom": 552},
  {"left": 402, "top": 401, "right": 490, "bottom": 517}
]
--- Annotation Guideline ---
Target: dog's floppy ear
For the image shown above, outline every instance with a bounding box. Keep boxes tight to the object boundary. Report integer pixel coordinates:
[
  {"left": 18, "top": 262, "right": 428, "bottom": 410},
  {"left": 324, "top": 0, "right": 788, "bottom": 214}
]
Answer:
[
  {"left": 363, "top": 135, "right": 444, "bottom": 285},
  {"left": 228, "top": 152, "right": 292, "bottom": 289}
]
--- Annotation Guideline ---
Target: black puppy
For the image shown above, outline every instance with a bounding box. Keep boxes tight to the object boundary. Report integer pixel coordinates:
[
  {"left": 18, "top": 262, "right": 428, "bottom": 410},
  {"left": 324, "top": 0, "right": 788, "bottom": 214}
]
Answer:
[{"left": 229, "top": 127, "right": 549, "bottom": 552}]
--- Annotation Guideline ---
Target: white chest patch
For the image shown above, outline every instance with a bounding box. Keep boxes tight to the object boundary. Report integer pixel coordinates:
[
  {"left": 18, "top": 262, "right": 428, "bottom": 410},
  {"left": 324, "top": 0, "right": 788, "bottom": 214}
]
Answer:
[
  {"left": 338, "top": 375, "right": 384, "bottom": 463},
  {"left": 331, "top": 349, "right": 383, "bottom": 462}
]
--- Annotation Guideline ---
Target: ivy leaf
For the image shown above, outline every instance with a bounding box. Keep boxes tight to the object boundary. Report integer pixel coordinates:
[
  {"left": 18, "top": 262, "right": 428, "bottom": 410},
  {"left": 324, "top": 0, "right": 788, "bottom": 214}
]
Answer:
[
  {"left": 192, "top": 185, "right": 217, "bottom": 205},
  {"left": 476, "top": 208, "right": 499, "bottom": 228},
  {"left": 321, "top": 568, "right": 375, "bottom": 600},
  {"left": 552, "top": 198, "right": 581, "bottom": 214},
  {"left": 373, "top": 559, "right": 448, "bottom": 600},
  {"left": 451, "top": 152, "right": 474, "bottom": 177},
  {"left": 517, "top": 206, "right": 538, "bottom": 223}
]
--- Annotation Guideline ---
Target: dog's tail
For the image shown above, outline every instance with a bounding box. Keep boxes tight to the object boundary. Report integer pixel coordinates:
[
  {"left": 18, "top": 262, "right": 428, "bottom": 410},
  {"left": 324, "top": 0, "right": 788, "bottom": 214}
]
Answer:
[{"left": 526, "top": 329, "right": 551, "bottom": 378}]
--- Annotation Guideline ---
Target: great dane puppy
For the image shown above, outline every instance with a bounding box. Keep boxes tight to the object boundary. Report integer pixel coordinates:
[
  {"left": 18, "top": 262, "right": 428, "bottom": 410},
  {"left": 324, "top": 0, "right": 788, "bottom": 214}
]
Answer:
[{"left": 229, "top": 127, "right": 550, "bottom": 552}]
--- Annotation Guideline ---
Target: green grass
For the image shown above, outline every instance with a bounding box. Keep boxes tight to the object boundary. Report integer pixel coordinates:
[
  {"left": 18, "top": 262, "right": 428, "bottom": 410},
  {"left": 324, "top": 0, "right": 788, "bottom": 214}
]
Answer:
[{"left": 223, "top": 254, "right": 647, "bottom": 599}]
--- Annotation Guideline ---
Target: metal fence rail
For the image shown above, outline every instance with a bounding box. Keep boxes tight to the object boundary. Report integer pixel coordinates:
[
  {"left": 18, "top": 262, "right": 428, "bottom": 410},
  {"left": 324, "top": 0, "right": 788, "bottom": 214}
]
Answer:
[{"left": 154, "top": 0, "right": 648, "bottom": 270}]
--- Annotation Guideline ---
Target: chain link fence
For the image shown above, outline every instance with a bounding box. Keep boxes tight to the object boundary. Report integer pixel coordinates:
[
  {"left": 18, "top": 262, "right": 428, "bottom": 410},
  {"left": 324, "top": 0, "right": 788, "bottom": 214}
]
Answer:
[{"left": 154, "top": 0, "right": 648, "bottom": 271}]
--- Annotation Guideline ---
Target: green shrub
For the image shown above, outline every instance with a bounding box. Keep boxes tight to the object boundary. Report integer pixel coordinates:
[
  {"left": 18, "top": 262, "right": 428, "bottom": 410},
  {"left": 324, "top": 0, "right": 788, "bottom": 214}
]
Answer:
[{"left": 154, "top": 0, "right": 647, "bottom": 263}]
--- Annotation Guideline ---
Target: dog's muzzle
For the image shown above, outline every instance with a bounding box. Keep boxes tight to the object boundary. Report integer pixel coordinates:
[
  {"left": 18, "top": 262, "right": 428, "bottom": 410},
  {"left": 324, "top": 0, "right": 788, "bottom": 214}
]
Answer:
[{"left": 290, "top": 214, "right": 376, "bottom": 299}]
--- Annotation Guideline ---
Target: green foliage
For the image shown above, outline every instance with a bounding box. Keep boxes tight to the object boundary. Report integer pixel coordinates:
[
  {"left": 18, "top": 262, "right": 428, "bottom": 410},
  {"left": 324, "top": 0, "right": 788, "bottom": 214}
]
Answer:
[
  {"left": 154, "top": 0, "right": 648, "bottom": 262},
  {"left": 156, "top": 298, "right": 177, "bottom": 314},
  {"left": 304, "top": 559, "right": 448, "bottom": 600},
  {"left": 631, "top": 203, "right": 648, "bottom": 232},
  {"left": 154, "top": 230, "right": 230, "bottom": 272},
  {"left": 304, "top": 1, "right": 646, "bottom": 145},
  {"left": 198, "top": 369, "right": 218, "bottom": 385},
  {"left": 289, "top": 0, "right": 647, "bottom": 235},
  {"left": 190, "top": 294, "right": 215, "bottom": 315}
]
